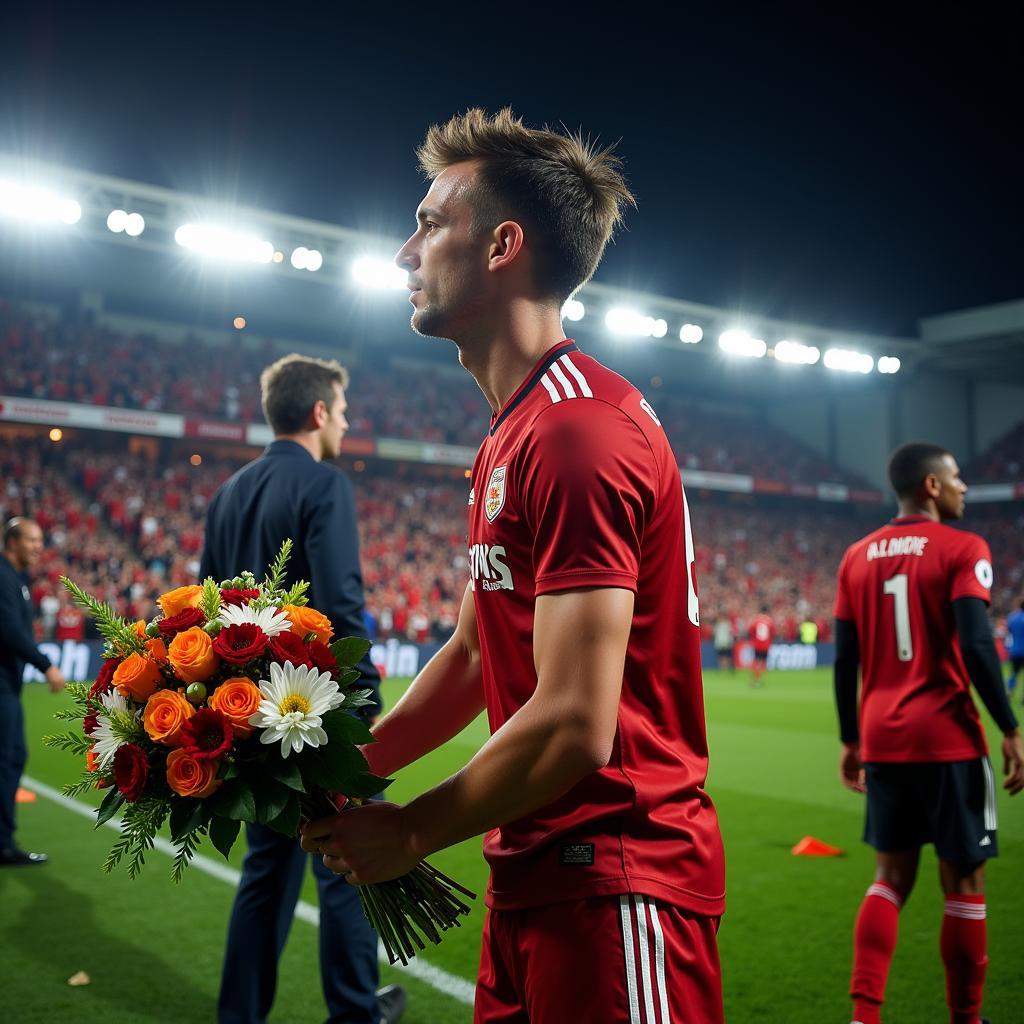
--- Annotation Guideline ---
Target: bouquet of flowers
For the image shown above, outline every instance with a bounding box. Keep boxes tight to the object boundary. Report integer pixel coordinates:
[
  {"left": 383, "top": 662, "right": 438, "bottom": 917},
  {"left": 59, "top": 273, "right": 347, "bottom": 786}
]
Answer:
[{"left": 45, "top": 540, "right": 473, "bottom": 965}]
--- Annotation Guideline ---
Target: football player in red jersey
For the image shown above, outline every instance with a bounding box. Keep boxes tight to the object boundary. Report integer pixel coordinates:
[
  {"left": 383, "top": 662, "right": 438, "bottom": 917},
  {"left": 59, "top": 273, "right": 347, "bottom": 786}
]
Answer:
[
  {"left": 834, "top": 442, "right": 1024, "bottom": 1024},
  {"left": 748, "top": 604, "right": 774, "bottom": 686},
  {"left": 301, "top": 109, "right": 726, "bottom": 1023}
]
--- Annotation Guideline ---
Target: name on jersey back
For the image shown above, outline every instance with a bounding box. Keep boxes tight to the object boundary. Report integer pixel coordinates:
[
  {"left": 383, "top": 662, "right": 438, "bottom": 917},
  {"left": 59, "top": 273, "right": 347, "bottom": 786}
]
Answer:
[{"left": 866, "top": 536, "right": 928, "bottom": 561}]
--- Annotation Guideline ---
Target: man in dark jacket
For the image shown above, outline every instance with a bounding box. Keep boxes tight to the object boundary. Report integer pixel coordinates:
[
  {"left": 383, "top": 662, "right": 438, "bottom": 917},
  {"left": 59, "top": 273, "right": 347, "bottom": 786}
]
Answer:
[
  {"left": 200, "top": 354, "right": 404, "bottom": 1024},
  {"left": 0, "top": 518, "right": 65, "bottom": 866}
]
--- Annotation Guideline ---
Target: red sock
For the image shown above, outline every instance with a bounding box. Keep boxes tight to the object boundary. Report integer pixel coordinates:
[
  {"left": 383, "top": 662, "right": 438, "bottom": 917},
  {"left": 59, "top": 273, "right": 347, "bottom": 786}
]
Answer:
[
  {"left": 941, "top": 894, "right": 987, "bottom": 1024},
  {"left": 850, "top": 882, "right": 903, "bottom": 1024}
]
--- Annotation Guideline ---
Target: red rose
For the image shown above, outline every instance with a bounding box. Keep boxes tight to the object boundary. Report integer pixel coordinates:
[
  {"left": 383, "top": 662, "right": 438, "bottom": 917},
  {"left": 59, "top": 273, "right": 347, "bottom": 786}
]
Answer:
[
  {"left": 220, "top": 587, "right": 261, "bottom": 607},
  {"left": 113, "top": 743, "right": 149, "bottom": 802},
  {"left": 268, "top": 630, "right": 314, "bottom": 668},
  {"left": 213, "top": 623, "right": 269, "bottom": 665},
  {"left": 89, "top": 658, "right": 118, "bottom": 699},
  {"left": 307, "top": 640, "right": 338, "bottom": 676},
  {"left": 158, "top": 607, "right": 206, "bottom": 638},
  {"left": 83, "top": 709, "right": 99, "bottom": 735},
  {"left": 180, "top": 708, "right": 234, "bottom": 761}
]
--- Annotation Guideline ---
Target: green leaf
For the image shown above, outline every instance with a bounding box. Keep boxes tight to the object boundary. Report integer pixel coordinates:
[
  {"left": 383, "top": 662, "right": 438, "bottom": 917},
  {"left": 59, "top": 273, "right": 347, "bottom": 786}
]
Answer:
[
  {"left": 330, "top": 636, "right": 371, "bottom": 668},
  {"left": 262, "top": 539, "right": 294, "bottom": 597},
  {"left": 326, "top": 709, "right": 374, "bottom": 746},
  {"left": 254, "top": 779, "right": 293, "bottom": 825},
  {"left": 342, "top": 771, "right": 392, "bottom": 800},
  {"left": 208, "top": 815, "right": 242, "bottom": 860},
  {"left": 218, "top": 761, "right": 242, "bottom": 781},
  {"left": 95, "top": 786, "right": 125, "bottom": 828},
  {"left": 337, "top": 669, "right": 361, "bottom": 687},
  {"left": 199, "top": 578, "right": 222, "bottom": 621},
  {"left": 265, "top": 793, "right": 301, "bottom": 837},
  {"left": 207, "top": 779, "right": 257, "bottom": 822},
  {"left": 269, "top": 756, "right": 306, "bottom": 793},
  {"left": 169, "top": 798, "right": 209, "bottom": 842}
]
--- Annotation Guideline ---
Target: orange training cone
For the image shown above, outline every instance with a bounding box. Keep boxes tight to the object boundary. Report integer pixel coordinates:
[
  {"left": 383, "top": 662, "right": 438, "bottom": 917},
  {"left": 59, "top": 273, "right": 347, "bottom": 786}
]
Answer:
[
  {"left": 15, "top": 787, "right": 37, "bottom": 804},
  {"left": 791, "top": 835, "right": 843, "bottom": 857}
]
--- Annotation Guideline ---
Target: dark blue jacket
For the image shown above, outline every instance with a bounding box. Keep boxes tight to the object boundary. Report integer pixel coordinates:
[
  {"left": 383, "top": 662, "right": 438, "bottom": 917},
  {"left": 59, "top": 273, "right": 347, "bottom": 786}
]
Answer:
[
  {"left": 199, "top": 441, "right": 381, "bottom": 714},
  {"left": 0, "top": 556, "right": 51, "bottom": 697}
]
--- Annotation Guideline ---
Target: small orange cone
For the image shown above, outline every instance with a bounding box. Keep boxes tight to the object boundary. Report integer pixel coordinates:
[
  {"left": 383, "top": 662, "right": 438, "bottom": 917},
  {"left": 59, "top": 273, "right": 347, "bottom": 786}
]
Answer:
[
  {"left": 791, "top": 835, "right": 843, "bottom": 857},
  {"left": 15, "top": 787, "right": 37, "bottom": 804}
]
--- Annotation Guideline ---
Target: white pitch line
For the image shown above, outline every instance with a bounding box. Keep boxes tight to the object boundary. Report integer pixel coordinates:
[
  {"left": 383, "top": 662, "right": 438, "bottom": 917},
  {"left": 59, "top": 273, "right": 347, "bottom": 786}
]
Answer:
[{"left": 22, "top": 775, "right": 477, "bottom": 1007}]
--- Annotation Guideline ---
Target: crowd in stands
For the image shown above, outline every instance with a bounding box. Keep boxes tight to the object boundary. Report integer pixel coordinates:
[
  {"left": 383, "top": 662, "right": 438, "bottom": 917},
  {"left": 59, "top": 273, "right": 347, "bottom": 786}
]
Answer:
[
  {"left": 5, "top": 435, "right": 1022, "bottom": 654},
  {"left": 3, "top": 298, "right": 875, "bottom": 487},
  {"left": 967, "top": 421, "right": 1024, "bottom": 484}
]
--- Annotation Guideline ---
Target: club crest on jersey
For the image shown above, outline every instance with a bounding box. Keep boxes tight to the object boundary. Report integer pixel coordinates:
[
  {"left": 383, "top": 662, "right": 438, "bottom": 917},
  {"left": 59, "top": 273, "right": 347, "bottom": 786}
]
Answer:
[{"left": 484, "top": 465, "right": 507, "bottom": 522}]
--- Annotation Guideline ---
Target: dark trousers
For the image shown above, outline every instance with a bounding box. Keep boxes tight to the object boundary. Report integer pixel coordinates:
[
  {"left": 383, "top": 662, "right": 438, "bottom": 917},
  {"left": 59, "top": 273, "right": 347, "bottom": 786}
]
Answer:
[
  {"left": 0, "top": 694, "right": 27, "bottom": 850},
  {"left": 218, "top": 822, "right": 381, "bottom": 1024}
]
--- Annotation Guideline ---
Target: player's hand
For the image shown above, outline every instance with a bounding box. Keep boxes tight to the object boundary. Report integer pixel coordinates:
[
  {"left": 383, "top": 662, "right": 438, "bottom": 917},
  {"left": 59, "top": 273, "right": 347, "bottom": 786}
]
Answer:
[
  {"left": 840, "top": 743, "right": 865, "bottom": 794},
  {"left": 1001, "top": 731, "right": 1024, "bottom": 796},
  {"left": 44, "top": 666, "right": 66, "bottom": 694},
  {"left": 299, "top": 800, "right": 419, "bottom": 884}
]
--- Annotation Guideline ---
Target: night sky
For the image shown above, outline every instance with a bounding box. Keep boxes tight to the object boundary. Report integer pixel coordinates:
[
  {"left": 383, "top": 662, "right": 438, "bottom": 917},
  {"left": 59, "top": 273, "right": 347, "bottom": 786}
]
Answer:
[{"left": 1, "top": 3, "right": 1021, "bottom": 336}]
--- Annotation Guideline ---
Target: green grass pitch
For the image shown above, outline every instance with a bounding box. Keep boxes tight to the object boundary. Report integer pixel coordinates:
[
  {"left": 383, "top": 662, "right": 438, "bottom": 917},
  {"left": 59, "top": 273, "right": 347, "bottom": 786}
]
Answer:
[{"left": 4, "top": 669, "right": 1021, "bottom": 1022}]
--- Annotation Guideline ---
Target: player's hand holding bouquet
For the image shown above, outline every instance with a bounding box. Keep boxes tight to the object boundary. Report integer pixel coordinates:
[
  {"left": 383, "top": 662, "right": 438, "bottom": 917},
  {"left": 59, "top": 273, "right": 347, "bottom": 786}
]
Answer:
[{"left": 45, "top": 540, "right": 474, "bottom": 964}]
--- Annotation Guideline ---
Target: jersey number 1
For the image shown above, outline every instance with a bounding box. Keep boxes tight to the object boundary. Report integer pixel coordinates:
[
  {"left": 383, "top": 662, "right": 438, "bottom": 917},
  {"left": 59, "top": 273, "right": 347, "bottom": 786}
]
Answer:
[{"left": 882, "top": 573, "right": 913, "bottom": 662}]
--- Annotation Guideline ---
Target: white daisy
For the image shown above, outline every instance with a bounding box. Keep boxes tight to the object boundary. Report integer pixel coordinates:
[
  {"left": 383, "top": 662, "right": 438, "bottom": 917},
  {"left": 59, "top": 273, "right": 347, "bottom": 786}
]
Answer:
[
  {"left": 218, "top": 602, "right": 291, "bottom": 637},
  {"left": 91, "top": 690, "right": 135, "bottom": 768},
  {"left": 249, "top": 661, "right": 345, "bottom": 758}
]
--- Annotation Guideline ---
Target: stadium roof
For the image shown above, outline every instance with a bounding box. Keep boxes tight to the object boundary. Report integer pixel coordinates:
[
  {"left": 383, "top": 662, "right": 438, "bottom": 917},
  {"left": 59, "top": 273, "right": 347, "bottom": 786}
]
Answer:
[{"left": 2, "top": 157, "right": 1019, "bottom": 391}]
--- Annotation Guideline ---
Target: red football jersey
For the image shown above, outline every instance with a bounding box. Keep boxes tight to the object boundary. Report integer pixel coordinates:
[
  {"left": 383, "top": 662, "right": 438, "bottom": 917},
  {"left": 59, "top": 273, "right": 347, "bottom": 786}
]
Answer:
[
  {"left": 834, "top": 515, "right": 994, "bottom": 762},
  {"left": 749, "top": 614, "right": 774, "bottom": 652},
  {"left": 468, "top": 340, "right": 725, "bottom": 916}
]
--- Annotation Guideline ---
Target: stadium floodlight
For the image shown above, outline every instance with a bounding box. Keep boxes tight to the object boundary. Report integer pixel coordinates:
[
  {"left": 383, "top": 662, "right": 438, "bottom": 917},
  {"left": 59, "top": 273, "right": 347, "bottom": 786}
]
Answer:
[
  {"left": 174, "top": 223, "right": 274, "bottom": 264},
  {"left": 877, "top": 356, "right": 902, "bottom": 375},
  {"left": 823, "top": 347, "right": 874, "bottom": 374},
  {"left": 352, "top": 256, "right": 408, "bottom": 290},
  {"left": 774, "top": 339, "right": 821, "bottom": 365},
  {"left": 679, "top": 323, "right": 703, "bottom": 344},
  {"left": 605, "top": 307, "right": 665, "bottom": 338},
  {"left": 718, "top": 328, "right": 767, "bottom": 358},
  {"left": 290, "top": 246, "right": 323, "bottom": 272},
  {"left": 108, "top": 209, "right": 145, "bottom": 236},
  {"left": 0, "top": 180, "right": 81, "bottom": 225},
  {"left": 562, "top": 298, "right": 585, "bottom": 322}
]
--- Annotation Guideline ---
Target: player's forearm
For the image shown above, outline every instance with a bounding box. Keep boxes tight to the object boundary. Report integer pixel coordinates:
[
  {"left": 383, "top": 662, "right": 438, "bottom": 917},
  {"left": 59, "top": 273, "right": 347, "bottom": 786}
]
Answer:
[
  {"left": 954, "top": 598, "right": 1019, "bottom": 735},
  {"left": 401, "top": 686, "right": 609, "bottom": 860},
  {"left": 365, "top": 632, "right": 485, "bottom": 778},
  {"left": 833, "top": 618, "right": 860, "bottom": 744}
]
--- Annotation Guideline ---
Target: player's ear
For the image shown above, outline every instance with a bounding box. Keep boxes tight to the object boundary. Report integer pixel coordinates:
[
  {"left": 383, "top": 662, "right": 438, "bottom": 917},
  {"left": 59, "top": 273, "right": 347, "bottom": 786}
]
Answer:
[
  {"left": 309, "top": 399, "right": 328, "bottom": 431},
  {"left": 921, "top": 472, "right": 941, "bottom": 500},
  {"left": 488, "top": 221, "right": 526, "bottom": 274}
]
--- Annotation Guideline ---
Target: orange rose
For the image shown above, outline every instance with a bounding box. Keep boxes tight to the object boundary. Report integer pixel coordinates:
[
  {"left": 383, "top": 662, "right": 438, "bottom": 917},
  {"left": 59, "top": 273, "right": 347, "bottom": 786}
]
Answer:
[
  {"left": 209, "top": 677, "right": 263, "bottom": 738},
  {"left": 132, "top": 620, "right": 148, "bottom": 639},
  {"left": 165, "top": 748, "right": 222, "bottom": 799},
  {"left": 85, "top": 748, "right": 111, "bottom": 788},
  {"left": 145, "top": 637, "right": 169, "bottom": 665},
  {"left": 168, "top": 627, "right": 219, "bottom": 683},
  {"left": 113, "top": 652, "right": 163, "bottom": 702},
  {"left": 283, "top": 604, "right": 334, "bottom": 644},
  {"left": 158, "top": 585, "right": 204, "bottom": 618},
  {"left": 144, "top": 689, "right": 196, "bottom": 746}
]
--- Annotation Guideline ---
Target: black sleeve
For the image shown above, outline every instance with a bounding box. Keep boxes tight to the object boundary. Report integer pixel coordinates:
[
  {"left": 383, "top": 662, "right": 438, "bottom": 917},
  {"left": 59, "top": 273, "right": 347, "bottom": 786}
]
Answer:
[
  {"left": 0, "top": 576, "right": 52, "bottom": 673},
  {"left": 833, "top": 617, "right": 860, "bottom": 745},
  {"left": 198, "top": 493, "right": 220, "bottom": 584},
  {"left": 304, "top": 470, "right": 382, "bottom": 715},
  {"left": 953, "top": 596, "right": 1018, "bottom": 735}
]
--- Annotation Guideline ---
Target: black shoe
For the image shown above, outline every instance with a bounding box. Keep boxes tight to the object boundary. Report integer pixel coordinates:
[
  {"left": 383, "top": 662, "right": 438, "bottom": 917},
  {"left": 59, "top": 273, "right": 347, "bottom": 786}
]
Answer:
[
  {"left": 0, "top": 847, "right": 48, "bottom": 866},
  {"left": 377, "top": 983, "right": 407, "bottom": 1024}
]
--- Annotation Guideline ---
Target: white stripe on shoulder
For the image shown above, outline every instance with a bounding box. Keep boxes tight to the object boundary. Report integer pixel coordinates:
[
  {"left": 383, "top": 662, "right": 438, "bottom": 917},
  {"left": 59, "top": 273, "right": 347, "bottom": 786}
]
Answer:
[
  {"left": 560, "top": 353, "right": 593, "bottom": 397},
  {"left": 539, "top": 373, "right": 562, "bottom": 404},
  {"left": 619, "top": 896, "right": 642, "bottom": 1024},
  {"left": 549, "top": 360, "right": 577, "bottom": 399}
]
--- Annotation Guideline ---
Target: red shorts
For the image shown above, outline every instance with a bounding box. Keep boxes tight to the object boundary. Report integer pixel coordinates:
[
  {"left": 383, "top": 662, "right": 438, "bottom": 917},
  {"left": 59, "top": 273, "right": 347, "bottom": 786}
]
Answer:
[{"left": 474, "top": 894, "right": 723, "bottom": 1024}]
